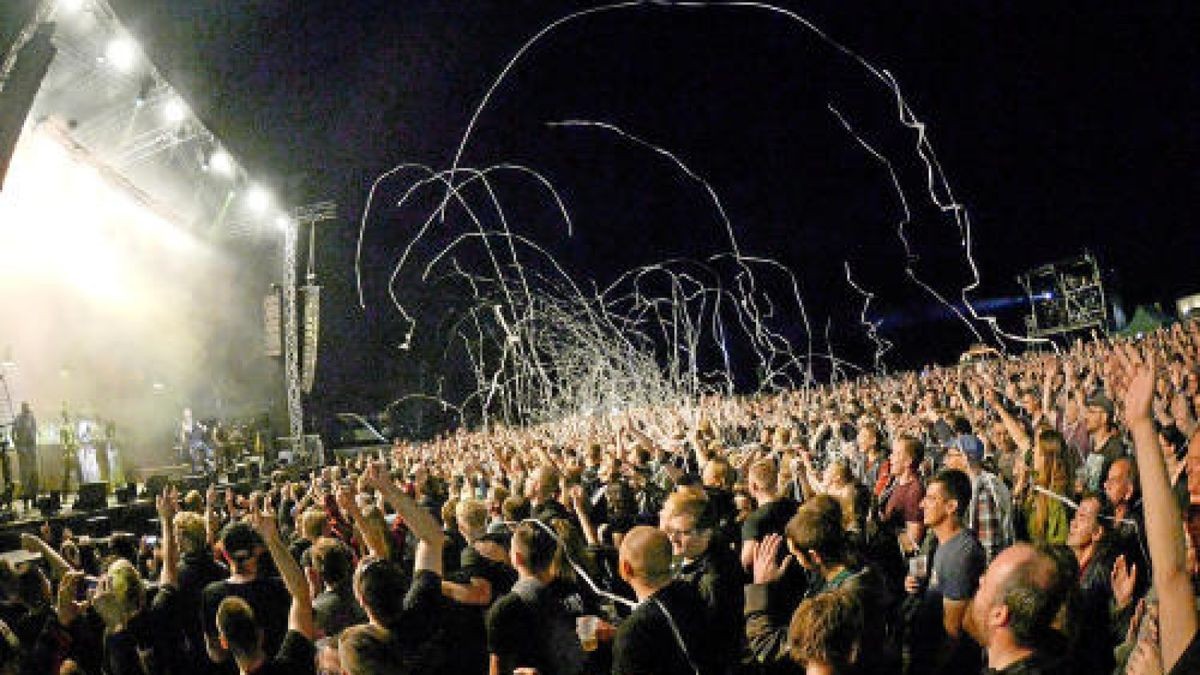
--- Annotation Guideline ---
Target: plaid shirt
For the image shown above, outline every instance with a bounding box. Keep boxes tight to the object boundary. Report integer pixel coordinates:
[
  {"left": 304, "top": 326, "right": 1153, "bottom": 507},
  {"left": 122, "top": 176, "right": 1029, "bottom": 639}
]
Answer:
[{"left": 968, "top": 470, "right": 1013, "bottom": 563}]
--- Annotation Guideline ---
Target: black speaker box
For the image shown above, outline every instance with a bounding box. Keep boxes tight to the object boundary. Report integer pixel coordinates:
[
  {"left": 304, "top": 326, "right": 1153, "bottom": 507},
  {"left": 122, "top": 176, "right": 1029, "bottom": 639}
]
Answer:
[
  {"left": 75, "top": 482, "right": 108, "bottom": 511},
  {"left": 0, "top": 21, "right": 55, "bottom": 191}
]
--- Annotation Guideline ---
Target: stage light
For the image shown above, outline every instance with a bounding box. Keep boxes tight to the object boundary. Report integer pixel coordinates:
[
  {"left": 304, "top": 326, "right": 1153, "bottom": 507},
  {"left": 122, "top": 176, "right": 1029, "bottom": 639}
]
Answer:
[
  {"left": 163, "top": 98, "right": 187, "bottom": 124},
  {"left": 210, "top": 148, "right": 234, "bottom": 176},
  {"left": 246, "top": 185, "right": 272, "bottom": 214},
  {"left": 105, "top": 37, "right": 137, "bottom": 72}
]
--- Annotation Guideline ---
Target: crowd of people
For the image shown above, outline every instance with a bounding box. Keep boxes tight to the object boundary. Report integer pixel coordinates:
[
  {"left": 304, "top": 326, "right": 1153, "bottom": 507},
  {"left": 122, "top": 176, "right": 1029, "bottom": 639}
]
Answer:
[{"left": 0, "top": 320, "right": 1198, "bottom": 675}]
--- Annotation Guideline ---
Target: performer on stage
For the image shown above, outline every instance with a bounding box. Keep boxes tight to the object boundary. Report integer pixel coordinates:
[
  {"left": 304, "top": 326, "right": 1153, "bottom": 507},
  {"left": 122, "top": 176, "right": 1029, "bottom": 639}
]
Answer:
[
  {"left": 12, "top": 402, "right": 37, "bottom": 510},
  {"left": 104, "top": 419, "right": 124, "bottom": 487},
  {"left": 59, "top": 404, "right": 82, "bottom": 493},
  {"left": 181, "top": 408, "right": 210, "bottom": 474},
  {"left": 77, "top": 417, "right": 101, "bottom": 484}
]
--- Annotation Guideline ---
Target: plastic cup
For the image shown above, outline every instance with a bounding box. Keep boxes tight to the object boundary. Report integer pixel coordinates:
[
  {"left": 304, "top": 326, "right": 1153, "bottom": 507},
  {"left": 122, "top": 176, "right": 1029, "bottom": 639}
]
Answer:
[
  {"left": 908, "top": 554, "right": 928, "bottom": 579},
  {"left": 577, "top": 615, "right": 598, "bottom": 652}
]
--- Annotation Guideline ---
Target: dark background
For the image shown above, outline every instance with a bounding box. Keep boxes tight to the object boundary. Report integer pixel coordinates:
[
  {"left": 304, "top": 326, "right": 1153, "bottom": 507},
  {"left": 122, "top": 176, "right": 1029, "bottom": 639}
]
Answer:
[{"left": 6, "top": 1, "right": 1198, "bottom": 423}]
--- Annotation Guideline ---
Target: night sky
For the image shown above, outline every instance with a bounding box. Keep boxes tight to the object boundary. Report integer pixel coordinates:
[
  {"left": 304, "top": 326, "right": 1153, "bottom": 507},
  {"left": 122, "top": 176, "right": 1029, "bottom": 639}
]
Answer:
[{"left": 85, "top": 1, "right": 1200, "bottom": 416}]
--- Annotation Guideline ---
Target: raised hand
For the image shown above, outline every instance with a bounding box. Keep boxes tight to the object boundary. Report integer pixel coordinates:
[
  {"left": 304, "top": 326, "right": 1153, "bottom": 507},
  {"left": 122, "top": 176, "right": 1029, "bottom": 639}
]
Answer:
[
  {"left": 157, "top": 485, "right": 180, "bottom": 525},
  {"left": 1111, "top": 554, "right": 1138, "bottom": 610},
  {"left": 1118, "top": 347, "right": 1157, "bottom": 426},
  {"left": 335, "top": 484, "right": 358, "bottom": 516},
  {"left": 247, "top": 500, "right": 280, "bottom": 542},
  {"left": 751, "top": 533, "right": 792, "bottom": 585},
  {"left": 55, "top": 570, "right": 88, "bottom": 626}
]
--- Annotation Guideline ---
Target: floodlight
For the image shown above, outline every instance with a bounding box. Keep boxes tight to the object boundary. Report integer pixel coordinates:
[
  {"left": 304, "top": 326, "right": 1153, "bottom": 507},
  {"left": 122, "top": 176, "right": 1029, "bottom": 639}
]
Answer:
[
  {"left": 163, "top": 98, "right": 187, "bottom": 124},
  {"left": 105, "top": 38, "right": 137, "bottom": 72},
  {"left": 210, "top": 148, "right": 234, "bottom": 176},
  {"left": 246, "top": 185, "right": 272, "bottom": 214}
]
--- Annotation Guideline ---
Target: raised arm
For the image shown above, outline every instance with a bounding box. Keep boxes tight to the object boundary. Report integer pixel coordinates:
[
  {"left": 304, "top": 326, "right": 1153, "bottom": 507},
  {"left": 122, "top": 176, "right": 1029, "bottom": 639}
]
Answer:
[
  {"left": 20, "top": 532, "right": 74, "bottom": 580},
  {"left": 363, "top": 461, "right": 445, "bottom": 574},
  {"left": 157, "top": 485, "right": 180, "bottom": 588},
  {"left": 248, "top": 501, "right": 314, "bottom": 640},
  {"left": 987, "top": 389, "right": 1032, "bottom": 453},
  {"left": 1120, "top": 346, "right": 1197, "bottom": 671}
]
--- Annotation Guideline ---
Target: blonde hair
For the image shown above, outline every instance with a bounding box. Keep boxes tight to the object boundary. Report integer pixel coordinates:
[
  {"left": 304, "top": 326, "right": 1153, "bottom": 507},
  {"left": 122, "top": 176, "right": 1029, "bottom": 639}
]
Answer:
[
  {"left": 299, "top": 508, "right": 327, "bottom": 541},
  {"left": 749, "top": 459, "right": 779, "bottom": 495},
  {"left": 107, "top": 559, "right": 145, "bottom": 622},
  {"left": 456, "top": 499, "right": 488, "bottom": 534},
  {"left": 174, "top": 511, "right": 208, "bottom": 554}
]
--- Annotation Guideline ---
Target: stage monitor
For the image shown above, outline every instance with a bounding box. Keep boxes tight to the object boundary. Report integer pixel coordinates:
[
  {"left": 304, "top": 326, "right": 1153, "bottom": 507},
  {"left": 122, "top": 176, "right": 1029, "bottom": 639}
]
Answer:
[{"left": 75, "top": 481, "right": 108, "bottom": 511}]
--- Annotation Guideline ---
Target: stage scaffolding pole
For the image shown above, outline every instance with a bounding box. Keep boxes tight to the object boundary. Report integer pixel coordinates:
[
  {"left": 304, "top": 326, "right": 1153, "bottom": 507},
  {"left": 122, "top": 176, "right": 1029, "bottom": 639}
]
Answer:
[
  {"left": 284, "top": 201, "right": 337, "bottom": 463},
  {"left": 282, "top": 217, "right": 302, "bottom": 459}
]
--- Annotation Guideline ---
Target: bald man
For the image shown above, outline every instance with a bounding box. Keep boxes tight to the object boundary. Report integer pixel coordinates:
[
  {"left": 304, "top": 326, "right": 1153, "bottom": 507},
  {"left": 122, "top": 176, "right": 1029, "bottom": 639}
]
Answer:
[
  {"left": 965, "top": 542, "right": 1072, "bottom": 673},
  {"left": 613, "top": 526, "right": 716, "bottom": 674}
]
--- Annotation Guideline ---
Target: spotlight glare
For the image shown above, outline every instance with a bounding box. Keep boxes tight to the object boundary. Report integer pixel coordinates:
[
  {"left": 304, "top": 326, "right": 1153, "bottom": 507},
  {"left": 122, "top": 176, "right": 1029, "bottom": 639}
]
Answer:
[
  {"left": 246, "top": 185, "right": 272, "bottom": 214},
  {"left": 58, "top": 0, "right": 85, "bottom": 13},
  {"left": 105, "top": 38, "right": 137, "bottom": 72},
  {"left": 274, "top": 215, "right": 293, "bottom": 231},
  {"left": 163, "top": 98, "right": 187, "bottom": 123},
  {"left": 210, "top": 149, "right": 234, "bottom": 176}
]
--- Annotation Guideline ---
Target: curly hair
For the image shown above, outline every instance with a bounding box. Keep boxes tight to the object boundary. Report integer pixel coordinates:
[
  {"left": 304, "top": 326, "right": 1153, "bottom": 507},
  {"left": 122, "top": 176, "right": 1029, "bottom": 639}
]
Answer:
[{"left": 787, "top": 588, "right": 863, "bottom": 668}]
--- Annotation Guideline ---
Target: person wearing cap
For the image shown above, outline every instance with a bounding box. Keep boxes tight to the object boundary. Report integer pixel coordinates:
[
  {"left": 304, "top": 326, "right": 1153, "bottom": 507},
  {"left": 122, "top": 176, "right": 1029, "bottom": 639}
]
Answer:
[
  {"left": 944, "top": 434, "right": 1013, "bottom": 564},
  {"left": 1084, "top": 393, "right": 1127, "bottom": 493},
  {"left": 201, "top": 519, "right": 292, "bottom": 665}
]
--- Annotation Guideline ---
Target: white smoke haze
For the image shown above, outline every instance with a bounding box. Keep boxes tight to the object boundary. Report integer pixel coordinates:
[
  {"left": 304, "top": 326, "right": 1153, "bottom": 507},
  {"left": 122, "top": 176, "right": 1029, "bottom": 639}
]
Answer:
[{"left": 0, "top": 123, "right": 277, "bottom": 470}]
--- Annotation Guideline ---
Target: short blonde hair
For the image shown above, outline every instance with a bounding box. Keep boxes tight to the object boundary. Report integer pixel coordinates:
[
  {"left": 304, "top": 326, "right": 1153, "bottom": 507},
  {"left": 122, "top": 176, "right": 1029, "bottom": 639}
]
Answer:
[
  {"left": 299, "top": 508, "right": 327, "bottom": 541},
  {"left": 456, "top": 499, "right": 488, "bottom": 533},
  {"left": 173, "top": 511, "right": 208, "bottom": 554},
  {"left": 749, "top": 459, "right": 779, "bottom": 494}
]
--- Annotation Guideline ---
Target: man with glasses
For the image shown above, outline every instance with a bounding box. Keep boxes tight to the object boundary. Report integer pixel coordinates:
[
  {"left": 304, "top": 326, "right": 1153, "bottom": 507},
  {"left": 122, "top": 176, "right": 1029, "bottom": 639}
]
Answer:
[{"left": 661, "top": 491, "right": 742, "bottom": 672}]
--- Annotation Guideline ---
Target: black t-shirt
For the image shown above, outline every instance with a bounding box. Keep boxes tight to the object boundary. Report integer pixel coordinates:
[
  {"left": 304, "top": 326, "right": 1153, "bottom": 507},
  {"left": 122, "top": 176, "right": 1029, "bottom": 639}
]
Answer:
[
  {"left": 486, "top": 577, "right": 587, "bottom": 675},
  {"left": 458, "top": 544, "right": 517, "bottom": 598},
  {"left": 202, "top": 575, "right": 291, "bottom": 659},
  {"left": 442, "top": 528, "right": 467, "bottom": 576},
  {"left": 613, "top": 580, "right": 716, "bottom": 675},
  {"left": 741, "top": 498, "right": 799, "bottom": 542},
  {"left": 247, "top": 629, "right": 316, "bottom": 675},
  {"left": 105, "top": 585, "right": 181, "bottom": 675},
  {"left": 1169, "top": 629, "right": 1200, "bottom": 675},
  {"left": 174, "top": 550, "right": 229, "bottom": 663},
  {"left": 312, "top": 583, "right": 367, "bottom": 639},
  {"left": 533, "top": 499, "right": 574, "bottom": 525}
]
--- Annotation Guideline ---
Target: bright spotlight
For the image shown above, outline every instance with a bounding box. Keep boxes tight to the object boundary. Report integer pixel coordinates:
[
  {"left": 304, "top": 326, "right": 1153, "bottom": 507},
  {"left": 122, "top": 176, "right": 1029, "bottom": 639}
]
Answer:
[
  {"left": 163, "top": 98, "right": 187, "bottom": 124},
  {"left": 246, "top": 185, "right": 272, "bottom": 214},
  {"left": 274, "top": 215, "right": 293, "bottom": 231},
  {"left": 58, "top": 0, "right": 85, "bottom": 12},
  {"left": 210, "top": 148, "right": 234, "bottom": 176},
  {"left": 105, "top": 38, "right": 137, "bottom": 72}
]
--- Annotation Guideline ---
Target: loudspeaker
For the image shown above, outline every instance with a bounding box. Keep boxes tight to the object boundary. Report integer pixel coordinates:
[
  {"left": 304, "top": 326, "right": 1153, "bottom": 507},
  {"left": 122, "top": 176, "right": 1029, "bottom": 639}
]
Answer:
[
  {"left": 143, "top": 475, "right": 170, "bottom": 499},
  {"left": 115, "top": 482, "right": 137, "bottom": 504},
  {"left": 74, "top": 481, "right": 108, "bottom": 511},
  {"left": 36, "top": 490, "right": 60, "bottom": 514},
  {"left": 0, "top": 21, "right": 55, "bottom": 191}
]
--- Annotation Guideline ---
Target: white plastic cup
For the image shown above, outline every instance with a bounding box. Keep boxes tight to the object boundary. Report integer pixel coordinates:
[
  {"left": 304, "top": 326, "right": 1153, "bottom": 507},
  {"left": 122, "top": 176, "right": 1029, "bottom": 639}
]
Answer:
[
  {"left": 909, "top": 554, "right": 928, "bottom": 579},
  {"left": 577, "top": 615, "right": 599, "bottom": 652}
]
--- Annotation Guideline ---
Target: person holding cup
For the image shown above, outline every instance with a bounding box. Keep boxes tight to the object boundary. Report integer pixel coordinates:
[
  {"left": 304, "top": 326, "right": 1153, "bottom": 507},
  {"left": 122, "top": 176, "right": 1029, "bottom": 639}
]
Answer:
[{"left": 904, "top": 469, "right": 986, "bottom": 675}]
